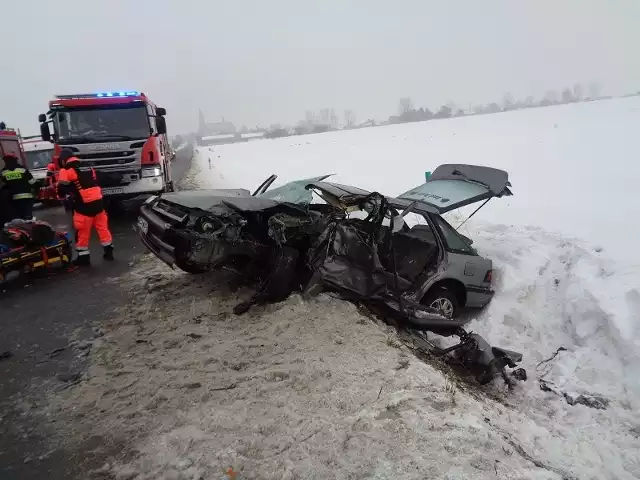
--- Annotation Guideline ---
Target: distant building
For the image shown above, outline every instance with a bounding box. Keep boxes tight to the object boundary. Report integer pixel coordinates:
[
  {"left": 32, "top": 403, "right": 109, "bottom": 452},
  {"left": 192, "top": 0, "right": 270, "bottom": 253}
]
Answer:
[{"left": 197, "top": 109, "right": 236, "bottom": 136}]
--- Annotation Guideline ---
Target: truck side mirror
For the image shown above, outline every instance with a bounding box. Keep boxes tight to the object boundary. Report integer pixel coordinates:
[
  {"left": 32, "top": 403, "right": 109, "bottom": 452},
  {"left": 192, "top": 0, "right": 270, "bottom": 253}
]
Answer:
[
  {"left": 40, "top": 122, "right": 51, "bottom": 142},
  {"left": 156, "top": 116, "right": 167, "bottom": 135},
  {"left": 38, "top": 113, "right": 47, "bottom": 123},
  {"left": 156, "top": 107, "right": 167, "bottom": 116}
]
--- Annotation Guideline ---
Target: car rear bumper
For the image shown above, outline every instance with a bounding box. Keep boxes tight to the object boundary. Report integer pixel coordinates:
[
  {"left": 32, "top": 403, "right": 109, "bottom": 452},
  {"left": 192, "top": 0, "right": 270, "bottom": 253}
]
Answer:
[{"left": 466, "top": 285, "right": 495, "bottom": 308}]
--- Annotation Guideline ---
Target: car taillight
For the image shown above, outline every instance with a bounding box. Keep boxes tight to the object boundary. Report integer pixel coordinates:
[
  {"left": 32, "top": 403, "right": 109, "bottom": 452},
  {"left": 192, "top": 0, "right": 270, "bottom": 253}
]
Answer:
[
  {"left": 484, "top": 270, "right": 492, "bottom": 283},
  {"left": 149, "top": 151, "right": 154, "bottom": 163}
]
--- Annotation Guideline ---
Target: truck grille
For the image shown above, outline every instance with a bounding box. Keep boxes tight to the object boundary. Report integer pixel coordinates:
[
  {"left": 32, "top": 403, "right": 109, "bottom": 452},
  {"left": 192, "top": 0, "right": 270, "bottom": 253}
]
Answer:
[
  {"left": 78, "top": 157, "right": 138, "bottom": 168},
  {"left": 77, "top": 151, "right": 136, "bottom": 160}
]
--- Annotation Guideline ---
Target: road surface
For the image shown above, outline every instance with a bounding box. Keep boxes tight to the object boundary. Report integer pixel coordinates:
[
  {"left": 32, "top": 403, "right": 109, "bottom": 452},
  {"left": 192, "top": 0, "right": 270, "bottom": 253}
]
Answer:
[{"left": 0, "top": 147, "right": 193, "bottom": 479}]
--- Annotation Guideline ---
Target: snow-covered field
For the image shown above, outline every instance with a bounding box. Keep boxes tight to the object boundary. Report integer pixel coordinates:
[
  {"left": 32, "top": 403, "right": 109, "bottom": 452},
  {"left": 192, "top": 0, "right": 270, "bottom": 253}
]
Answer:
[{"left": 46, "top": 98, "right": 640, "bottom": 479}]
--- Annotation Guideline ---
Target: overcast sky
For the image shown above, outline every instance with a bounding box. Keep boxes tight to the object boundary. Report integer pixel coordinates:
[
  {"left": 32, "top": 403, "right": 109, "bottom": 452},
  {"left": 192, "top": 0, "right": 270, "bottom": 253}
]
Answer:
[{"left": 3, "top": 0, "right": 638, "bottom": 135}]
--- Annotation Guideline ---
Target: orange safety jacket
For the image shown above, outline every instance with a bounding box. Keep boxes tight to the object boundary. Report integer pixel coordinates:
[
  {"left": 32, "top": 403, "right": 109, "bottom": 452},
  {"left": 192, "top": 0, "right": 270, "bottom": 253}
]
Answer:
[{"left": 57, "top": 157, "right": 105, "bottom": 216}]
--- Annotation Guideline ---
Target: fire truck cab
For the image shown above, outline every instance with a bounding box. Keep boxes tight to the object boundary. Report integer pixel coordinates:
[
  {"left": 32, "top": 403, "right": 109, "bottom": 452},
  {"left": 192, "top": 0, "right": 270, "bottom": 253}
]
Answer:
[
  {"left": 38, "top": 91, "right": 174, "bottom": 201},
  {"left": 0, "top": 128, "right": 28, "bottom": 170},
  {"left": 21, "top": 136, "right": 54, "bottom": 185}
]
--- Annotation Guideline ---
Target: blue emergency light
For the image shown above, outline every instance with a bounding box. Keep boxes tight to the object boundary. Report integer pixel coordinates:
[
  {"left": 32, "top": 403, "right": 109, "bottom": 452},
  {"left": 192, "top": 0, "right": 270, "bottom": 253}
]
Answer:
[{"left": 95, "top": 91, "right": 140, "bottom": 98}]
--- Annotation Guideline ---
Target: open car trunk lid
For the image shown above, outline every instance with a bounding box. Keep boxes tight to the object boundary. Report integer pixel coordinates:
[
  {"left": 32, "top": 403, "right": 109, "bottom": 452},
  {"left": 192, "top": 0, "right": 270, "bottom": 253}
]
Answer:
[{"left": 397, "top": 164, "right": 512, "bottom": 214}]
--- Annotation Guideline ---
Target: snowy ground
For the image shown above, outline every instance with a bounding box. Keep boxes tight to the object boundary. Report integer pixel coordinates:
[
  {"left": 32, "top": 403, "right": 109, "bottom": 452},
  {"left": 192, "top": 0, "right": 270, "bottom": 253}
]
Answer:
[{"left": 44, "top": 98, "right": 640, "bottom": 479}]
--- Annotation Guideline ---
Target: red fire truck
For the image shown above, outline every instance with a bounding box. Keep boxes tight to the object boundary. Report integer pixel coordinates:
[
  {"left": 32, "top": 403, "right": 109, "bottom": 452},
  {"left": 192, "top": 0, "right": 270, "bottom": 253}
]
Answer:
[
  {"left": 38, "top": 91, "right": 175, "bottom": 201},
  {"left": 0, "top": 128, "right": 28, "bottom": 168}
]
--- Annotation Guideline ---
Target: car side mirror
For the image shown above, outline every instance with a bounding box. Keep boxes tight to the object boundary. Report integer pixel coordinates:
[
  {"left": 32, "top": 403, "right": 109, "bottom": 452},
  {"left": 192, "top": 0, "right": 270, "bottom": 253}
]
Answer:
[
  {"left": 156, "top": 116, "right": 167, "bottom": 135},
  {"left": 38, "top": 113, "right": 47, "bottom": 123},
  {"left": 391, "top": 214, "right": 405, "bottom": 233},
  {"left": 40, "top": 122, "right": 51, "bottom": 142},
  {"left": 156, "top": 107, "right": 167, "bottom": 116}
]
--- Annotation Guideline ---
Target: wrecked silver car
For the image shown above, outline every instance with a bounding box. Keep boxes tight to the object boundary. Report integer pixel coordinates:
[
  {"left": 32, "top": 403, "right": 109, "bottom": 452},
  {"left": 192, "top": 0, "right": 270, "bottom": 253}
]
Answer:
[{"left": 303, "top": 165, "right": 524, "bottom": 385}]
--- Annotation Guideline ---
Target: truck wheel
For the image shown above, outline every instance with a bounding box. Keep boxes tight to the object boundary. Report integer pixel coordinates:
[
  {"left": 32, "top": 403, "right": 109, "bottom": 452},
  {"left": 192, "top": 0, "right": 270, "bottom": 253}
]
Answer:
[
  {"left": 421, "top": 287, "right": 459, "bottom": 319},
  {"left": 174, "top": 258, "right": 208, "bottom": 274}
]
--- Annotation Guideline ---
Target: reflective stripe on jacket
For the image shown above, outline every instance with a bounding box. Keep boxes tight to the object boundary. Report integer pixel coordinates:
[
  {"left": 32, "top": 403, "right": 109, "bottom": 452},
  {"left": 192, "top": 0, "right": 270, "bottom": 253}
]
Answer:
[{"left": 1, "top": 167, "right": 35, "bottom": 200}]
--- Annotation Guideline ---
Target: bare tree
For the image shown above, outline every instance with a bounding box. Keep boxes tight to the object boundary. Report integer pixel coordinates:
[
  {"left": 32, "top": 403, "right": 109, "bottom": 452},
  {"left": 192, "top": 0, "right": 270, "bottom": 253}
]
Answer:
[
  {"left": 486, "top": 102, "right": 501, "bottom": 114},
  {"left": 588, "top": 82, "right": 602, "bottom": 100},
  {"left": 561, "top": 87, "right": 574, "bottom": 103},
  {"left": 343, "top": 110, "right": 356, "bottom": 127},
  {"left": 541, "top": 90, "right": 558, "bottom": 106},
  {"left": 399, "top": 97, "right": 414, "bottom": 114},
  {"left": 572, "top": 83, "right": 583, "bottom": 102},
  {"left": 319, "top": 108, "right": 330, "bottom": 126},
  {"left": 305, "top": 110, "right": 316, "bottom": 126},
  {"left": 502, "top": 93, "right": 515, "bottom": 110},
  {"left": 330, "top": 108, "right": 338, "bottom": 129}
]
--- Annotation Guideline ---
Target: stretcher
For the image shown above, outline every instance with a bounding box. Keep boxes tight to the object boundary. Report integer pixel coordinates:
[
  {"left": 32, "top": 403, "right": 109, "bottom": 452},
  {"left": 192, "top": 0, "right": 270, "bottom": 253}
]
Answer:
[{"left": 0, "top": 219, "right": 72, "bottom": 284}]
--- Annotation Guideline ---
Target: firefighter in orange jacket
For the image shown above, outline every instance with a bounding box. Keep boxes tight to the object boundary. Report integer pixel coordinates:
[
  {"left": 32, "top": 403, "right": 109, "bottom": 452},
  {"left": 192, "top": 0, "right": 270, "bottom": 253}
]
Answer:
[{"left": 57, "top": 149, "right": 114, "bottom": 265}]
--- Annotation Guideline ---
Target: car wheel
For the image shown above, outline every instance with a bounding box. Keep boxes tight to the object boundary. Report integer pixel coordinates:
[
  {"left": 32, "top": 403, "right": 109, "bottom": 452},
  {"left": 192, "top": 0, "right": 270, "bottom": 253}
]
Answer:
[
  {"left": 174, "top": 258, "right": 208, "bottom": 274},
  {"left": 422, "top": 287, "right": 459, "bottom": 319}
]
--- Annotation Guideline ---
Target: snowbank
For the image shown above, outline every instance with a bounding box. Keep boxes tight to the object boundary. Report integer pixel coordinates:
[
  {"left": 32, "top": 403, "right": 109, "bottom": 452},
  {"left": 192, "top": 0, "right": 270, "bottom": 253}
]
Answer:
[{"left": 44, "top": 98, "right": 640, "bottom": 479}]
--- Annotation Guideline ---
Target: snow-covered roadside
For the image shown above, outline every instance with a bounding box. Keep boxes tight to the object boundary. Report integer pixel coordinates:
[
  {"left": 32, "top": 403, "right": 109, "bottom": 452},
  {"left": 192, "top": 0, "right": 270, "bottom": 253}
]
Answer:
[{"left": 45, "top": 255, "right": 569, "bottom": 480}]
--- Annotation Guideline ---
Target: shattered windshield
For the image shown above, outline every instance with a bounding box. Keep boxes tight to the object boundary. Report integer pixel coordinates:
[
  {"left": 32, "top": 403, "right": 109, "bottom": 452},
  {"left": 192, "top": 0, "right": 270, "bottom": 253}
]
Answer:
[
  {"left": 53, "top": 104, "right": 150, "bottom": 143},
  {"left": 399, "top": 179, "right": 488, "bottom": 209},
  {"left": 259, "top": 175, "right": 331, "bottom": 204},
  {"left": 24, "top": 149, "right": 53, "bottom": 170}
]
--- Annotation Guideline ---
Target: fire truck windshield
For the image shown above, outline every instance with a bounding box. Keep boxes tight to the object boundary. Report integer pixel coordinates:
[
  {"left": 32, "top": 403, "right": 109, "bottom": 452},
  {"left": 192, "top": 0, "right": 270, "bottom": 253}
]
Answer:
[{"left": 53, "top": 104, "right": 150, "bottom": 144}]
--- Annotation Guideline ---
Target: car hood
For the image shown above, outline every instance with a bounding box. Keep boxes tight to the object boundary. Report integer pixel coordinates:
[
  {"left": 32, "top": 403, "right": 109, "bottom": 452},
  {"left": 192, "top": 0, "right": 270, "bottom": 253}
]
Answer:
[
  {"left": 160, "top": 189, "right": 305, "bottom": 214},
  {"left": 397, "top": 164, "right": 512, "bottom": 214},
  {"left": 160, "top": 174, "right": 334, "bottom": 213},
  {"left": 160, "top": 189, "right": 252, "bottom": 211}
]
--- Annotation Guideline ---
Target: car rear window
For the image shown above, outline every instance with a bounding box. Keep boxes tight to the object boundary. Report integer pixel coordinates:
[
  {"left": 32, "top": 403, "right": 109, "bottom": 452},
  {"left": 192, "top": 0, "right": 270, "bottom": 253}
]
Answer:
[
  {"left": 433, "top": 215, "right": 476, "bottom": 255},
  {"left": 399, "top": 180, "right": 488, "bottom": 209}
]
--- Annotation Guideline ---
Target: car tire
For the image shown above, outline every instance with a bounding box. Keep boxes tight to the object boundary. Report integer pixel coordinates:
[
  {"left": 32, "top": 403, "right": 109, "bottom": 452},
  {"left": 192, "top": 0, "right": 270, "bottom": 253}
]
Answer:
[
  {"left": 174, "top": 258, "right": 208, "bottom": 274},
  {"left": 422, "top": 287, "right": 459, "bottom": 319}
]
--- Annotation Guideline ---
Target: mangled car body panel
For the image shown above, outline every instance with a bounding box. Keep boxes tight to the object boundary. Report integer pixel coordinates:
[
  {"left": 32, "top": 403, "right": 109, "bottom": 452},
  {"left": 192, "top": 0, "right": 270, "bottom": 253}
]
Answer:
[
  {"left": 305, "top": 178, "right": 497, "bottom": 312},
  {"left": 136, "top": 174, "right": 337, "bottom": 278},
  {"left": 304, "top": 185, "right": 522, "bottom": 386}
]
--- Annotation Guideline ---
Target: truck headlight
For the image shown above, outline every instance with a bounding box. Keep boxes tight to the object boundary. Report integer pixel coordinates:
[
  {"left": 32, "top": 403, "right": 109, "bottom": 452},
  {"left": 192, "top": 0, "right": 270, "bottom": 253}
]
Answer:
[{"left": 142, "top": 167, "right": 162, "bottom": 178}]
